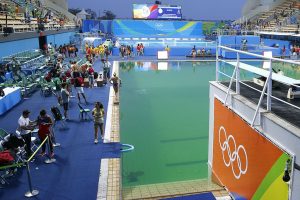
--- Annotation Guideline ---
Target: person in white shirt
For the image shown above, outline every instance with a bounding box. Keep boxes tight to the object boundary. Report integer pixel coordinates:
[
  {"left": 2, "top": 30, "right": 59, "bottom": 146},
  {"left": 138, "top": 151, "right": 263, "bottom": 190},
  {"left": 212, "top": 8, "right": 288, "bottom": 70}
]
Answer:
[{"left": 17, "top": 110, "right": 35, "bottom": 159}]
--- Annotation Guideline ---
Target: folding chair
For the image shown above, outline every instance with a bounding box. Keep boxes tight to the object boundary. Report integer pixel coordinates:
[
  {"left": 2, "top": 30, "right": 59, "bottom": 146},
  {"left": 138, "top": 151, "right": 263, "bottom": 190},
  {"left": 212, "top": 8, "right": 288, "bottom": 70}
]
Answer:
[
  {"left": 15, "top": 130, "right": 38, "bottom": 153},
  {"left": 0, "top": 129, "right": 10, "bottom": 140},
  {"left": 78, "top": 103, "right": 92, "bottom": 121}
]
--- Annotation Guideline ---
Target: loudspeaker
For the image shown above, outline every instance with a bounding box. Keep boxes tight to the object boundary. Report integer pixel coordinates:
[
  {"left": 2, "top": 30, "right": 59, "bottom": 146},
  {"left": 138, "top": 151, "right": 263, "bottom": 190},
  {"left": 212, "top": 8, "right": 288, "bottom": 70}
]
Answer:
[
  {"left": 39, "top": 36, "right": 47, "bottom": 50},
  {"left": 3, "top": 27, "right": 14, "bottom": 34},
  {"left": 38, "top": 24, "right": 45, "bottom": 31}
]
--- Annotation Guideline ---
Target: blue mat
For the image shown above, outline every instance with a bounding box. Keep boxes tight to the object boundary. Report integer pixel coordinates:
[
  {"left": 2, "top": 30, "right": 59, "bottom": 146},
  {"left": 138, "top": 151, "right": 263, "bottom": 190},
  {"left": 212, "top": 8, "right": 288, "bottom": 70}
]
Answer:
[
  {"left": 161, "top": 192, "right": 216, "bottom": 200},
  {"left": 0, "top": 58, "right": 121, "bottom": 200}
]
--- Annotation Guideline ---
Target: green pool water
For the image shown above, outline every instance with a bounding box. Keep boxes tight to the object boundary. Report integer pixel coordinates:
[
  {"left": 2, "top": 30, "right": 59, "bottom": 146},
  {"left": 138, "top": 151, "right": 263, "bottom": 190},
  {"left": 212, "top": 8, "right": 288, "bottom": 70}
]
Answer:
[
  {"left": 119, "top": 60, "right": 300, "bottom": 187},
  {"left": 120, "top": 61, "right": 216, "bottom": 187}
]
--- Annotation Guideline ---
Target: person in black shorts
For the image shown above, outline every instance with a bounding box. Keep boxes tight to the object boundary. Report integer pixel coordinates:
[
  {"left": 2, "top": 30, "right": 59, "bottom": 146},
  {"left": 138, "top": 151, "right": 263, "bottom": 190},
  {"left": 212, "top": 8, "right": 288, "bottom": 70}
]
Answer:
[{"left": 61, "top": 83, "right": 70, "bottom": 119}]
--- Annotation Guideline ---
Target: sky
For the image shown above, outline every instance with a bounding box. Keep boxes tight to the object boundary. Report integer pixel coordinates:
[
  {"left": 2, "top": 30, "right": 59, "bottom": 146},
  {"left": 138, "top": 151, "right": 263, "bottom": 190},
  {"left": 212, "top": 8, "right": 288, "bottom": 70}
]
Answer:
[{"left": 68, "top": 0, "right": 247, "bottom": 20}]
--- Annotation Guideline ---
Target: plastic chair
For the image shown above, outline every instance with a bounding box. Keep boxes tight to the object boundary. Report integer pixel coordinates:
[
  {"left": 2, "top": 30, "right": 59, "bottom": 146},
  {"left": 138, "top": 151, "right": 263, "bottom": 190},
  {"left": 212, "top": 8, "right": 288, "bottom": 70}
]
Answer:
[
  {"left": 78, "top": 103, "right": 91, "bottom": 121},
  {"left": 0, "top": 129, "right": 10, "bottom": 140}
]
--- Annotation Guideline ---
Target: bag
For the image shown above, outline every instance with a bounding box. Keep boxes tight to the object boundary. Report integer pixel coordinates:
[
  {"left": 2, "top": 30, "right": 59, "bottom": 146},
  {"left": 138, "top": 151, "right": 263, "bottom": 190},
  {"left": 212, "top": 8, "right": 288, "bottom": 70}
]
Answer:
[
  {"left": 51, "top": 106, "right": 62, "bottom": 121},
  {"left": 0, "top": 150, "right": 14, "bottom": 165},
  {"left": 2, "top": 135, "right": 25, "bottom": 149},
  {"left": 94, "top": 72, "right": 98, "bottom": 79}
]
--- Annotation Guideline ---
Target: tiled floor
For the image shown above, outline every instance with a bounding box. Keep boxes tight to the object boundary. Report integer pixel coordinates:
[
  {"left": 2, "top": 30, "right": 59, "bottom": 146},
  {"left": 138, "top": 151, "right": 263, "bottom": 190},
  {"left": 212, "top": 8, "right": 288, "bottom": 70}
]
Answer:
[{"left": 122, "top": 179, "right": 226, "bottom": 200}]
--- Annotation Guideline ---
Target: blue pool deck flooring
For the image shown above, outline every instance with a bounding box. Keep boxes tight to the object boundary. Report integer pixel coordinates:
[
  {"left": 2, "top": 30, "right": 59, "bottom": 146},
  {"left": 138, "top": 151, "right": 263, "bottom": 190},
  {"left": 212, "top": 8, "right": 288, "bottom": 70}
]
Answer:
[{"left": 0, "top": 58, "right": 122, "bottom": 200}]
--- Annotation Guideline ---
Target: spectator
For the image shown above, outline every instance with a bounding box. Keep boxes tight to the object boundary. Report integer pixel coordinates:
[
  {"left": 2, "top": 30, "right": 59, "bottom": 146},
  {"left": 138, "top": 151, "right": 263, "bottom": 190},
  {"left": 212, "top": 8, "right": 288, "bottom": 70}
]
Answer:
[
  {"left": 92, "top": 102, "right": 105, "bottom": 144},
  {"left": 17, "top": 110, "right": 35, "bottom": 159},
  {"left": 36, "top": 110, "right": 54, "bottom": 158},
  {"left": 87, "top": 64, "right": 95, "bottom": 88},
  {"left": 61, "top": 83, "right": 69, "bottom": 120},
  {"left": 74, "top": 77, "right": 87, "bottom": 104}
]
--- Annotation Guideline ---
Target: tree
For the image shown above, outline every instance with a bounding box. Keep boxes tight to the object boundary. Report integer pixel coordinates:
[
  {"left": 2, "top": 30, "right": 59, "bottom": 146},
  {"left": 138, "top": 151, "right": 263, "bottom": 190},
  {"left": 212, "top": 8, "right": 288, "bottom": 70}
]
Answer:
[{"left": 99, "top": 10, "right": 116, "bottom": 20}]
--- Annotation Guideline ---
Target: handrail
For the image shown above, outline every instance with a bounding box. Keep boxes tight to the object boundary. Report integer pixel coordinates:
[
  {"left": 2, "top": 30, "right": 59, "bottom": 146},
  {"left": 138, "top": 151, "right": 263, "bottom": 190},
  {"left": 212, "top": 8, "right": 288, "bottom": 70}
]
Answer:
[{"left": 217, "top": 45, "right": 300, "bottom": 127}]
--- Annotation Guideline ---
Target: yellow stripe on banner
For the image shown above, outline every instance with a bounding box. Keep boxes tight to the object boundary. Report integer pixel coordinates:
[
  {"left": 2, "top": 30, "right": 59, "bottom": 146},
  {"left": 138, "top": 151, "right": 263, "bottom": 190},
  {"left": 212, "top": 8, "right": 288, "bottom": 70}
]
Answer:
[
  {"left": 260, "top": 172, "right": 289, "bottom": 200},
  {"left": 176, "top": 22, "right": 196, "bottom": 33}
]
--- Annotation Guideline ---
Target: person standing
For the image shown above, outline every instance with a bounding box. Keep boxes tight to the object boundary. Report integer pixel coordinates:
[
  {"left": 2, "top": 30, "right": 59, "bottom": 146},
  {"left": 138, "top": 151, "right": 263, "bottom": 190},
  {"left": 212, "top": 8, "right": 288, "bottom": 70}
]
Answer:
[
  {"left": 102, "top": 59, "right": 111, "bottom": 83},
  {"left": 92, "top": 102, "right": 105, "bottom": 144},
  {"left": 87, "top": 64, "right": 95, "bottom": 88},
  {"left": 36, "top": 110, "right": 54, "bottom": 158},
  {"left": 61, "top": 83, "right": 70, "bottom": 120},
  {"left": 281, "top": 45, "right": 286, "bottom": 59},
  {"left": 17, "top": 110, "right": 35, "bottom": 159},
  {"left": 74, "top": 77, "right": 87, "bottom": 104}
]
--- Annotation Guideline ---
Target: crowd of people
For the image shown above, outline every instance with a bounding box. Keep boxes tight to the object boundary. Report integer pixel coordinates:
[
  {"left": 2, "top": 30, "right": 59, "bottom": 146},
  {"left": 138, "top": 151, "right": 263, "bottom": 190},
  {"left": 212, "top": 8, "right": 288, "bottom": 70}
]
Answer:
[
  {"left": 0, "top": 39, "right": 125, "bottom": 176},
  {"left": 189, "top": 45, "right": 212, "bottom": 57},
  {"left": 118, "top": 43, "right": 145, "bottom": 59}
]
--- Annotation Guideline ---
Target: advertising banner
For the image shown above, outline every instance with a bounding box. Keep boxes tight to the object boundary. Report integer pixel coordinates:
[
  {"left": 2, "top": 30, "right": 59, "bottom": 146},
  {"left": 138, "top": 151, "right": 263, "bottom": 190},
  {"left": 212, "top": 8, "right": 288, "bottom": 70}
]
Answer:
[
  {"left": 112, "top": 20, "right": 202, "bottom": 38},
  {"left": 212, "top": 98, "right": 290, "bottom": 200}
]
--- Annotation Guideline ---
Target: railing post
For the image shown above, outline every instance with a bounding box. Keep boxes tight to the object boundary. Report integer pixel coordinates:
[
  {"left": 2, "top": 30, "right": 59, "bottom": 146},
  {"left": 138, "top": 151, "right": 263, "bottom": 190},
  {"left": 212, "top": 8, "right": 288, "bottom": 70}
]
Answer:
[
  {"left": 267, "top": 59, "right": 272, "bottom": 111},
  {"left": 216, "top": 45, "right": 219, "bottom": 81},
  {"left": 236, "top": 53, "right": 240, "bottom": 95},
  {"left": 24, "top": 162, "right": 39, "bottom": 197}
]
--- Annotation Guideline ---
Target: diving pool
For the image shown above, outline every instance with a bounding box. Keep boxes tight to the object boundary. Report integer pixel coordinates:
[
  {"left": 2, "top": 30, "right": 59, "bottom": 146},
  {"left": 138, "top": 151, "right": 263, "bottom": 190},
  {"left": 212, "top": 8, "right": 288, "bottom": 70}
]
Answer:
[
  {"left": 119, "top": 60, "right": 300, "bottom": 189},
  {"left": 120, "top": 61, "right": 216, "bottom": 187}
]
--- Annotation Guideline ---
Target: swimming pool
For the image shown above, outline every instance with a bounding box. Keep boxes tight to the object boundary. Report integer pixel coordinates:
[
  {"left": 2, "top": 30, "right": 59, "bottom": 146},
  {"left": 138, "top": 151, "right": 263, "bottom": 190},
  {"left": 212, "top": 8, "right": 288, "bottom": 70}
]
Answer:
[
  {"left": 120, "top": 61, "right": 216, "bottom": 188},
  {"left": 119, "top": 60, "right": 300, "bottom": 199}
]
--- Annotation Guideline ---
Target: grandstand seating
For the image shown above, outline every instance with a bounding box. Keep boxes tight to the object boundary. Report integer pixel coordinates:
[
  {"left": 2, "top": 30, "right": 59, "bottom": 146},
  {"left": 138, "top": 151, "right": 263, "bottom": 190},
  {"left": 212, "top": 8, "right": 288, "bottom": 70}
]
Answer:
[
  {"left": 0, "top": 0, "right": 76, "bottom": 34},
  {"left": 238, "top": 0, "right": 299, "bottom": 33}
]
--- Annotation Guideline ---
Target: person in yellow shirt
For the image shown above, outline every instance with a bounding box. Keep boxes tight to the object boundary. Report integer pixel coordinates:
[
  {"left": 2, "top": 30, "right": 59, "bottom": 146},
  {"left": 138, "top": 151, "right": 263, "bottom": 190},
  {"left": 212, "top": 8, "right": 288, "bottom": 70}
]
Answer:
[
  {"left": 92, "top": 102, "right": 105, "bottom": 144},
  {"left": 165, "top": 45, "right": 170, "bottom": 53}
]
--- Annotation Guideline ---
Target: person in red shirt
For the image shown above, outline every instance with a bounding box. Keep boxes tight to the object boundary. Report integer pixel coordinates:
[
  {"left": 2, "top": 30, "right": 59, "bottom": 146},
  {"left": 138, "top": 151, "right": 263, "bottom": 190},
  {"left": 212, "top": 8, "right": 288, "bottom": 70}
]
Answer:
[
  {"left": 36, "top": 110, "right": 54, "bottom": 158},
  {"left": 87, "top": 64, "right": 95, "bottom": 88},
  {"left": 136, "top": 44, "right": 141, "bottom": 56}
]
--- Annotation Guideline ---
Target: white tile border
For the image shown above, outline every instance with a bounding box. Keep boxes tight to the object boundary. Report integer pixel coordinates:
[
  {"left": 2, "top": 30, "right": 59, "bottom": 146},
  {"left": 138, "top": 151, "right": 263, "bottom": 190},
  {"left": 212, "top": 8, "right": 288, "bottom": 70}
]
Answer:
[
  {"left": 103, "top": 61, "right": 118, "bottom": 143},
  {"left": 97, "top": 159, "right": 109, "bottom": 200}
]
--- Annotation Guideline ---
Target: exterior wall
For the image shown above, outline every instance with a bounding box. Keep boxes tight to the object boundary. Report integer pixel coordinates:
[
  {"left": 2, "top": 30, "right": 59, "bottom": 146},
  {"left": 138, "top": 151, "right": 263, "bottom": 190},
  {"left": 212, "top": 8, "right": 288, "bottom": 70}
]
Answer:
[
  {"left": 209, "top": 81, "right": 300, "bottom": 200},
  {"left": 0, "top": 31, "right": 75, "bottom": 58},
  {"left": 47, "top": 32, "right": 75, "bottom": 46}
]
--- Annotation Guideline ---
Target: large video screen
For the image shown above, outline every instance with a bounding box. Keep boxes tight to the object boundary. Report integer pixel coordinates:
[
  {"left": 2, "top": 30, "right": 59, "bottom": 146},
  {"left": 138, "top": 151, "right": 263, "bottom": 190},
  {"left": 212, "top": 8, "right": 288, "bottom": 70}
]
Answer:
[{"left": 133, "top": 4, "right": 182, "bottom": 20}]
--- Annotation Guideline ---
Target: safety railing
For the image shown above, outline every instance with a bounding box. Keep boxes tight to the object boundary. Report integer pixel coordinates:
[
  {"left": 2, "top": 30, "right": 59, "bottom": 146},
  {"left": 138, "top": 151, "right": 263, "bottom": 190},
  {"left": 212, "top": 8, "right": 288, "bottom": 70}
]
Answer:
[
  {"left": 0, "top": 136, "right": 55, "bottom": 197},
  {"left": 216, "top": 45, "right": 300, "bottom": 127}
]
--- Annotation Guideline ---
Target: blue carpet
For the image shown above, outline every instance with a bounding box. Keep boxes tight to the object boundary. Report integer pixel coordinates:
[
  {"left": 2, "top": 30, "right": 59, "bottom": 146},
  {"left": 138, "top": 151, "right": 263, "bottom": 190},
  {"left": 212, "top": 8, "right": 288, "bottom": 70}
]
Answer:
[
  {"left": 0, "top": 58, "right": 121, "bottom": 200},
  {"left": 161, "top": 192, "right": 216, "bottom": 200}
]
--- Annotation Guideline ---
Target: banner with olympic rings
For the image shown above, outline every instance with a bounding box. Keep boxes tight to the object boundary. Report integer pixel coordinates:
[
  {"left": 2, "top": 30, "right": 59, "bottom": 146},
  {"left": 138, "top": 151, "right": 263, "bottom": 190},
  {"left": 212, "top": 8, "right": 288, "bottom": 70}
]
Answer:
[{"left": 212, "top": 98, "right": 290, "bottom": 200}]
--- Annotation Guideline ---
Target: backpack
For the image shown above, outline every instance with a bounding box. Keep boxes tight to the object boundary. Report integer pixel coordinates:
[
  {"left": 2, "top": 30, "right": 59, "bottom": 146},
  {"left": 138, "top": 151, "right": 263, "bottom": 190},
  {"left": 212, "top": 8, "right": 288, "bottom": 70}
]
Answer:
[
  {"left": 51, "top": 106, "right": 63, "bottom": 121},
  {"left": 94, "top": 72, "right": 98, "bottom": 79}
]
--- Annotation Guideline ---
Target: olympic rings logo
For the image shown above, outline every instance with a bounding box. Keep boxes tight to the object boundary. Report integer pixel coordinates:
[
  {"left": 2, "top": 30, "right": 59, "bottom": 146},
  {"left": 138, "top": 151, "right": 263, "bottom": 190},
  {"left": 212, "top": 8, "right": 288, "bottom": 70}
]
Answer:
[{"left": 218, "top": 126, "right": 248, "bottom": 179}]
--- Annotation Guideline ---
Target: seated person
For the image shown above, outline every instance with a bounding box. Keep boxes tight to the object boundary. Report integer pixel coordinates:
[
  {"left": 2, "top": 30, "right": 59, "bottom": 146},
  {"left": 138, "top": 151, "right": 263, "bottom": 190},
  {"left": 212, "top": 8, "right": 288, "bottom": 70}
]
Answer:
[
  {"left": 206, "top": 49, "right": 212, "bottom": 55},
  {"left": 197, "top": 49, "right": 201, "bottom": 56},
  {"left": 201, "top": 48, "right": 206, "bottom": 55},
  {"left": 0, "top": 87, "right": 4, "bottom": 97},
  {"left": 191, "top": 49, "right": 196, "bottom": 57}
]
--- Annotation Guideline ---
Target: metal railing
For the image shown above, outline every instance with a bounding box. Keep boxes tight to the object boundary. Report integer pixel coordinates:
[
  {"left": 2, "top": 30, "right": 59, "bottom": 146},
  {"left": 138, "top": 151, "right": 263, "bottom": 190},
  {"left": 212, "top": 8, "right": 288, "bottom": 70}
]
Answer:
[{"left": 216, "top": 45, "right": 300, "bottom": 127}]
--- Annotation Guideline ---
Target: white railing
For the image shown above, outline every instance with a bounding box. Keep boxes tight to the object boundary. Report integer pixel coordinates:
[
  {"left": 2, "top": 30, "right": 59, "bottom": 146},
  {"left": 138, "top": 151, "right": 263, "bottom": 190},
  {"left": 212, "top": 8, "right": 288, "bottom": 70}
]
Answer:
[{"left": 216, "top": 45, "right": 300, "bottom": 127}]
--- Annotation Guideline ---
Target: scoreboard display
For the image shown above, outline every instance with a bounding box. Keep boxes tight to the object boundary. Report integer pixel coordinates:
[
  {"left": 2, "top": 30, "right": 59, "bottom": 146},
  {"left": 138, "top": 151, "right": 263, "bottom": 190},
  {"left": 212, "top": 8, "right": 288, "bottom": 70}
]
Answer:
[{"left": 133, "top": 4, "right": 182, "bottom": 20}]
